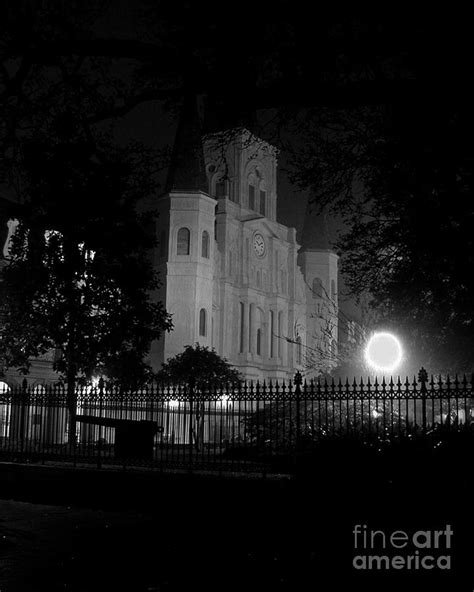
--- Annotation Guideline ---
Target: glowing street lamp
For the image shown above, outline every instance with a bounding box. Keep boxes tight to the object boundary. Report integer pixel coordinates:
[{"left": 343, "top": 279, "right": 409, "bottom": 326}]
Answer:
[{"left": 364, "top": 332, "right": 403, "bottom": 374}]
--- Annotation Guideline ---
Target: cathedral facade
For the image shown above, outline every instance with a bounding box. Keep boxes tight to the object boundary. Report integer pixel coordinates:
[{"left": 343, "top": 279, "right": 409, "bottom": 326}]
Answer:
[{"left": 152, "top": 126, "right": 338, "bottom": 381}]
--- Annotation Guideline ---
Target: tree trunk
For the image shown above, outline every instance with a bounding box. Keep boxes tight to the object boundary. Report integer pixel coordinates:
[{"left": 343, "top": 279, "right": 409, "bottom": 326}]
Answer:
[
  {"left": 193, "top": 402, "right": 206, "bottom": 451},
  {"left": 66, "top": 365, "right": 77, "bottom": 446}
]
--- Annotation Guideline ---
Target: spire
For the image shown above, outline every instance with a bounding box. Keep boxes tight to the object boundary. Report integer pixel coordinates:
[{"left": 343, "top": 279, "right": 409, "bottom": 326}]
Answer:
[
  {"left": 301, "top": 199, "right": 332, "bottom": 251},
  {"left": 166, "top": 94, "right": 208, "bottom": 194}
]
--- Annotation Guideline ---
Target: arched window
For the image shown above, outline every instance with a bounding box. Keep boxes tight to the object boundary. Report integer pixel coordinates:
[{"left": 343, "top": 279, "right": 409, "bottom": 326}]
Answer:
[
  {"left": 278, "top": 311, "right": 283, "bottom": 357},
  {"left": 248, "top": 184, "right": 255, "bottom": 210},
  {"left": 270, "top": 310, "right": 274, "bottom": 358},
  {"left": 331, "top": 339, "right": 337, "bottom": 358},
  {"left": 0, "top": 381, "right": 10, "bottom": 394},
  {"left": 256, "top": 328, "right": 262, "bottom": 355},
  {"left": 296, "top": 336, "right": 302, "bottom": 365},
  {"left": 239, "top": 302, "right": 244, "bottom": 353},
  {"left": 312, "top": 277, "right": 323, "bottom": 298},
  {"left": 177, "top": 227, "right": 190, "bottom": 255},
  {"left": 215, "top": 178, "right": 227, "bottom": 199},
  {"left": 259, "top": 190, "right": 266, "bottom": 216},
  {"left": 199, "top": 308, "right": 207, "bottom": 337},
  {"left": 248, "top": 304, "right": 253, "bottom": 353},
  {"left": 201, "top": 231, "right": 210, "bottom": 258},
  {"left": 331, "top": 279, "right": 336, "bottom": 301}
]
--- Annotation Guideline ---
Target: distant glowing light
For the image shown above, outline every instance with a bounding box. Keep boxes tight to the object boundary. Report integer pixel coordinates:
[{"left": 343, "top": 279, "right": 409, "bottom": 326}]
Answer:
[{"left": 364, "top": 332, "right": 403, "bottom": 373}]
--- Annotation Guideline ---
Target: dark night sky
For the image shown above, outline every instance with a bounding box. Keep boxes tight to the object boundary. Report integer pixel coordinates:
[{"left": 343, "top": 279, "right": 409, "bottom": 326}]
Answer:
[
  {"left": 4, "top": 2, "right": 472, "bottom": 335},
  {"left": 83, "top": 0, "right": 347, "bottom": 242}
]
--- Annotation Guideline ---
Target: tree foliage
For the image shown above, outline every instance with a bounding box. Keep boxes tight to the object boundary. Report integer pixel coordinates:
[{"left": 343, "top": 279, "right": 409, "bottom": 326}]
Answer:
[
  {"left": 0, "top": 137, "right": 172, "bottom": 387},
  {"left": 286, "top": 99, "right": 474, "bottom": 372},
  {"left": 156, "top": 344, "right": 242, "bottom": 388}
]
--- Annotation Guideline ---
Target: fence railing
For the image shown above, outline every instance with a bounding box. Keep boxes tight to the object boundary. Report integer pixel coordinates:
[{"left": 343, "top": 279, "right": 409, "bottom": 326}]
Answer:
[{"left": 0, "top": 369, "right": 473, "bottom": 474}]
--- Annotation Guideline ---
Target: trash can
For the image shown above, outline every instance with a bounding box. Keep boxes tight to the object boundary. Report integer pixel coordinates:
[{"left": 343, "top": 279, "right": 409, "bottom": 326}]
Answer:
[{"left": 114, "top": 420, "right": 157, "bottom": 460}]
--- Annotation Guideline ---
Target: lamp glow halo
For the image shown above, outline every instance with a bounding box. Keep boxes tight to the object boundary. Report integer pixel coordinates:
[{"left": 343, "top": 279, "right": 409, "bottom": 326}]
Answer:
[{"left": 364, "top": 332, "right": 403, "bottom": 374}]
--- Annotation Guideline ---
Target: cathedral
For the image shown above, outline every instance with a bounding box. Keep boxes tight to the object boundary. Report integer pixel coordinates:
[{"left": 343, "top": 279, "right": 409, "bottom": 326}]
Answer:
[
  {"left": 151, "top": 108, "right": 339, "bottom": 381},
  {"left": 0, "top": 106, "right": 340, "bottom": 385}
]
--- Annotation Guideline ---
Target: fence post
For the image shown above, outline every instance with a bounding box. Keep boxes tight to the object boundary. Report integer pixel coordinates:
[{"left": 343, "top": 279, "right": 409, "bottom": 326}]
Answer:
[
  {"left": 188, "top": 377, "right": 195, "bottom": 469},
  {"left": 97, "top": 378, "right": 104, "bottom": 469},
  {"left": 294, "top": 371, "right": 302, "bottom": 455},
  {"left": 418, "top": 367, "right": 428, "bottom": 434},
  {"left": 20, "top": 378, "right": 27, "bottom": 456}
]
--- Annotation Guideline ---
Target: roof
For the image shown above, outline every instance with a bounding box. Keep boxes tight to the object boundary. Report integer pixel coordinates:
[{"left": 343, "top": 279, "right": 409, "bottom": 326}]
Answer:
[{"left": 165, "top": 94, "right": 208, "bottom": 194}]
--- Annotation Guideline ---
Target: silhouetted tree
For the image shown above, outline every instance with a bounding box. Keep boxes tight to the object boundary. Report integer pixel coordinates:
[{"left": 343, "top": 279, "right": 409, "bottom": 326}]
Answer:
[
  {"left": 156, "top": 344, "right": 242, "bottom": 449},
  {"left": 0, "top": 137, "right": 172, "bottom": 442},
  {"left": 157, "top": 343, "right": 241, "bottom": 386}
]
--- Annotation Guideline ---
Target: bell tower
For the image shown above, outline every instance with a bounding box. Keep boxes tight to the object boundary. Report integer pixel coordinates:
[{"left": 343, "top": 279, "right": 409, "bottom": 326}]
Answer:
[
  {"left": 298, "top": 205, "right": 339, "bottom": 374},
  {"left": 151, "top": 95, "right": 216, "bottom": 369}
]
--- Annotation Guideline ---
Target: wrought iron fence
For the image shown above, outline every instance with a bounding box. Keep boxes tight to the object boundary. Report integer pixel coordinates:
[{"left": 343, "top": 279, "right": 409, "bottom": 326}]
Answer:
[{"left": 0, "top": 368, "right": 473, "bottom": 474}]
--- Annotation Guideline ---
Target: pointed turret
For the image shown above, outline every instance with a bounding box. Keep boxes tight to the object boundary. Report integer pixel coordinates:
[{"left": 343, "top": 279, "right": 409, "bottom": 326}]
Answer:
[
  {"left": 166, "top": 94, "right": 208, "bottom": 194},
  {"left": 153, "top": 93, "right": 216, "bottom": 369}
]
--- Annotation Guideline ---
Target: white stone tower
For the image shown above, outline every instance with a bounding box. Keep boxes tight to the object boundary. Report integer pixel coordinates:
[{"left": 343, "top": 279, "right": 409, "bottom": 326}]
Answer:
[{"left": 152, "top": 96, "right": 216, "bottom": 369}]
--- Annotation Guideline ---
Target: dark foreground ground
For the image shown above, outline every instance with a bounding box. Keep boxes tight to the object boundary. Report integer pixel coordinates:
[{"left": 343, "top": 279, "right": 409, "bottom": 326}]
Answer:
[{"left": 0, "top": 441, "right": 473, "bottom": 591}]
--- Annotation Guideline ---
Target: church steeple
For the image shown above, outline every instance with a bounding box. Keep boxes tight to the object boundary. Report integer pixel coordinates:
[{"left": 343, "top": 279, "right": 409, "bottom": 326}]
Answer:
[
  {"left": 166, "top": 94, "right": 208, "bottom": 194},
  {"left": 301, "top": 199, "right": 332, "bottom": 251}
]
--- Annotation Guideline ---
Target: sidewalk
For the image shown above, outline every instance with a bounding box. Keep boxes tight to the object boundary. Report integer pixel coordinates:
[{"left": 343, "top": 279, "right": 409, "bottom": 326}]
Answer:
[{"left": 0, "top": 460, "right": 291, "bottom": 511}]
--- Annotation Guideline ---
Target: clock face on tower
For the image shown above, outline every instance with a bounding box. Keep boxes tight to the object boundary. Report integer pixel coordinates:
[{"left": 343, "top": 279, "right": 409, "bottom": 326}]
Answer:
[{"left": 253, "top": 233, "right": 266, "bottom": 257}]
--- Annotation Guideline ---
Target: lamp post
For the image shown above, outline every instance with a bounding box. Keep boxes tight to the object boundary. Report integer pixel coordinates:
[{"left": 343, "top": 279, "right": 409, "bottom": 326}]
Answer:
[
  {"left": 418, "top": 366, "right": 428, "bottom": 434},
  {"left": 294, "top": 370, "right": 302, "bottom": 455}
]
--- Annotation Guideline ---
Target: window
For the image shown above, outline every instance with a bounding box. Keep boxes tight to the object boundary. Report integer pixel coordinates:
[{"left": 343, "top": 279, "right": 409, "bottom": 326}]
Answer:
[
  {"left": 177, "top": 228, "right": 190, "bottom": 255},
  {"left": 312, "top": 277, "right": 323, "bottom": 298},
  {"left": 259, "top": 190, "right": 266, "bottom": 216},
  {"left": 199, "top": 308, "right": 207, "bottom": 337},
  {"left": 331, "top": 279, "right": 336, "bottom": 301},
  {"left": 296, "top": 336, "right": 302, "bottom": 365},
  {"left": 248, "top": 185, "right": 255, "bottom": 210},
  {"left": 270, "top": 310, "right": 274, "bottom": 358},
  {"left": 201, "top": 231, "right": 210, "bottom": 258},
  {"left": 239, "top": 302, "right": 244, "bottom": 353},
  {"left": 257, "top": 328, "right": 262, "bottom": 355},
  {"left": 215, "top": 179, "right": 227, "bottom": 199},
  {"left": 278, "top": 312, "right": 283, "bottom": 357},
  {"left": 248, "top": 304, "right": 253, "bottom": 353}
]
